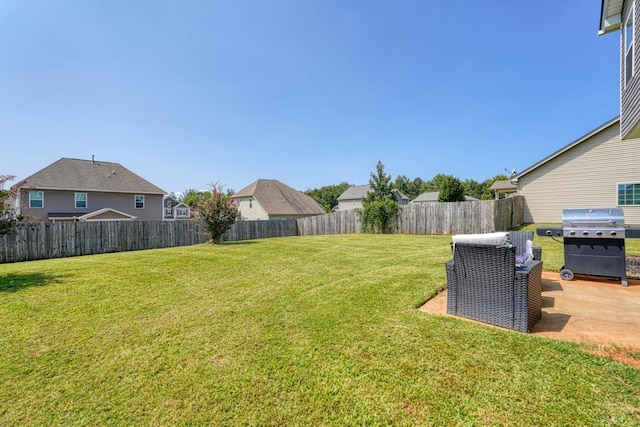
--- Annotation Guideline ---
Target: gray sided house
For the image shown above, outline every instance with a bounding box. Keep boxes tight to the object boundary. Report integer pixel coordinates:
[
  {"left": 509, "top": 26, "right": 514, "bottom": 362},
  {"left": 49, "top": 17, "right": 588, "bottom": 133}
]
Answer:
[
  {"left": 516, "top": 118, "right": 640, "bottom": 224},
  {"left": 337, "top": 184, "right": 370, "bottom": 211},
  {"left": 336, "top": 185, "right": 409, "bottom": 211},
  {"left": 163, "top": 196, "right": 191, "bottom": 220},
  {"left": 15, "top": 157, "right": 166, "bottom": 221},
  {"left": 600, "top": 0, "right": 640, "bottom": 139},
  {"left": 233, "top": 179, "right": 324, "bottom": 220}
]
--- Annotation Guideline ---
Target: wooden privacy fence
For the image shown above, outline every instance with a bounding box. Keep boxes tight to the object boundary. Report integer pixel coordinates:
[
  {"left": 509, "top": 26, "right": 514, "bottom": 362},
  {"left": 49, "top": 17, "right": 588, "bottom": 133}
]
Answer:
[
  {"left": 0, "top": 197, "right": 524, "bottom": 263},
  {"left": 222, "top": 219, "right": 298, "bottom": 242},
  {"left": 0, "top": 221, "right": 209, "bottom": 263},
  {"left": 298, "top": 196, "right": 524, "bottom": 236},
  {"left": 0, "top": 219, "right": 300, "bottom": 263},
  {"left": 296, "top": 209, "right": 362, "bottom": 236},
  {"left": 396, "top": 196, "right": 524, "bottom": 235}
]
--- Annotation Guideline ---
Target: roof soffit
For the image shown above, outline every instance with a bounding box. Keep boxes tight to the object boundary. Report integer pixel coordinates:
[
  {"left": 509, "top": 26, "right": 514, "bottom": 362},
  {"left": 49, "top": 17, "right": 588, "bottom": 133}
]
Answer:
[{"left": 599, "top": 0, "right": 624, "bottom": 34}]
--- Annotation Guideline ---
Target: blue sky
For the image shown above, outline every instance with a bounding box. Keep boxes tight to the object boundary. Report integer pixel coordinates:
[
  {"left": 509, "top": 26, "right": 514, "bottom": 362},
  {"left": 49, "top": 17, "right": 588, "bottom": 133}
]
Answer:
[{"left": 1, "top": 1, "right": 621, "bottom": 195}]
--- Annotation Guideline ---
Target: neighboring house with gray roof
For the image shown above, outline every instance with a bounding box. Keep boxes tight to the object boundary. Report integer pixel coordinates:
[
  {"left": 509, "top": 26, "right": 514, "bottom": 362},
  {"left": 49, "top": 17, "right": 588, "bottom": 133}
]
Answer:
[
  {"left": 411, "top": 192, "right": 479, "bottom": 203},
  {"left": 337, "top": 184, "right": 370, "bottom": 211},
  {"left": 233, "top": 179, "right": 324, "bottom": 220},
  {"left": 163, "top": 195, "right": 191, "bottom": 220},
  {"left": 14, "top": 157, "right": 166, "bottom": 221},
  {"left": 411, "top": 191, "right": 440, "bottom": 203},
  {"left": 489, "top": 180, "right": 517, "bottom": 199},
  {"left": 392, "top": 189, "right": 411, "bottom": 206},
  {"left": 336, "top": 185, "right": 409, "bottom": 211}
]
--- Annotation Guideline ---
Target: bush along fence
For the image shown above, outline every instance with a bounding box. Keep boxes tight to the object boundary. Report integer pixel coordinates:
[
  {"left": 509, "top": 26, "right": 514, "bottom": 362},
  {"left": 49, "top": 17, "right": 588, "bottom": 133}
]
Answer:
[{"left": 0, "top": 197, "right": 524, "bottom": 263}]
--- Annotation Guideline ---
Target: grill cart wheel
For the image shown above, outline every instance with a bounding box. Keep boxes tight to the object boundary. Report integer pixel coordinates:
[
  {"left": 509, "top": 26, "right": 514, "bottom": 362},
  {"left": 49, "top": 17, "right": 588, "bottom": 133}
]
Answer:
[{"left": 560, "top": 268, "right": 574, "bottom": 281}]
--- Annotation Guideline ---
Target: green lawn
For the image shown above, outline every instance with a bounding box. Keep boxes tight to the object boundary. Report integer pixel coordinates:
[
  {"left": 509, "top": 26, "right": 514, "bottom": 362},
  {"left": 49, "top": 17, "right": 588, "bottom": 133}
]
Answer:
[{"left": 1, "top": 233, "right": 639, "bottom": 426}]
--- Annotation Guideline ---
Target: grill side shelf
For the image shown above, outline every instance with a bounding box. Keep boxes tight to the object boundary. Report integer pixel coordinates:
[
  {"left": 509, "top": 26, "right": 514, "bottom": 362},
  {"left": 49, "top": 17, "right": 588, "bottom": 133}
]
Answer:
[
  {"left": 536, "top": 227, "right": 563, "bottom": 237},
  {"left": 625, "top": 227, "right": 640, "bottom": 238}
]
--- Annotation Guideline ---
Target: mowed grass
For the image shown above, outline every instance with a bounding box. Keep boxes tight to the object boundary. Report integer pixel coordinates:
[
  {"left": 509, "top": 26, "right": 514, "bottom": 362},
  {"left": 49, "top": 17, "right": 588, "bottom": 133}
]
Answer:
[{"left": 1, "top": 234, "right": 639, "bottom": 426}]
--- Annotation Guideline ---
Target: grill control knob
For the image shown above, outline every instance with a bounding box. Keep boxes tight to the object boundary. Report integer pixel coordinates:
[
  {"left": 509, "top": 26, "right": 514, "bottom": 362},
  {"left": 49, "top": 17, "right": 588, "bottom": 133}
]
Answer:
[
  {"left": 582, "top": 231, "right": 589, "bottom": 236},
  {"left": 611, "top": 231, "right": 617, "bottom": 237},
  {"left": 569, "top": 231, "right": 576, "bottom": 236},
  {"left": 596, "top": 231, "right": 603, "bottom": 236}
]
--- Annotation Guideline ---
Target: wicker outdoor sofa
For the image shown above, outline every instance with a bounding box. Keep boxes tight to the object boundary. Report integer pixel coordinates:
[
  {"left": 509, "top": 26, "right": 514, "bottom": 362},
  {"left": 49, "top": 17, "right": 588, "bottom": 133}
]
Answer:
[{"left": 445, "top": 232, "right": 543, "bottom": 332}]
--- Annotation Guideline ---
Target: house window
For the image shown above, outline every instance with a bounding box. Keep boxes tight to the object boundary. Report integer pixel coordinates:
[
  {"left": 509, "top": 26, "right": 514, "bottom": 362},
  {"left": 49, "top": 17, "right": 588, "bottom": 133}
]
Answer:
[
  {"left": 618, "top": 183, "right": 640, "bottom": 205},
  {"left": 75, "top": 193, "right": 87, "bottom": 209},
  {"left": 249, "top": 198, "right": 253, "bottom": 208},
  {"left": 625, "top": 4, "right": 635, "bottom": 86},
  {"left": 135, "top": 195, "right": 145, "bottom": 209},
  {"left": 29, "top": 191, "right": 44, "bottom": 208},
  {"left": 164, "top": 208, "right": 173, "bottom": 217},
  {"left": 166, "top": 200, "right": 172, "bottom": 208},
  {"left": 177, "top": 207, "right": 189, "bottom": 217}
]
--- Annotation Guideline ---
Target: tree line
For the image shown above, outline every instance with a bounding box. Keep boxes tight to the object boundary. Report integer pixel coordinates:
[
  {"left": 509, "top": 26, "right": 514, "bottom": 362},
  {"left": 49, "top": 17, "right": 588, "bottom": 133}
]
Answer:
[
  {"left": 169, "top": 166, "right": 509, "bottom": 214},
  {"left": 354, "top": 161, "right": 511, "bottom": 233},
  {"left": 303, "top": 169, "right": 510, "bottom": 213}
]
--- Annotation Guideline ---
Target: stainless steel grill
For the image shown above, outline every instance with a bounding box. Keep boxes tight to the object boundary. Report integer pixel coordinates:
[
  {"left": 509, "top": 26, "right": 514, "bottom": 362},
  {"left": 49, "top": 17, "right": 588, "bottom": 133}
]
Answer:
[
  {"left": 537, "top": 208, "right": 640, "bottom": 286},
  {"left": 561, "top": 208, "right": 625, "bottom": 238}
]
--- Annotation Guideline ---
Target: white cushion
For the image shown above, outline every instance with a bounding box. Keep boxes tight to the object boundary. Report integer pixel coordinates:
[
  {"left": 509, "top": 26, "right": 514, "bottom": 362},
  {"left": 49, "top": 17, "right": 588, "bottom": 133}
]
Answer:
[
  {"left": 525, "top": 239, "right": 534, "bottom": 262},
  {"left": 451, "top": 232, "right": 510, "bottom": 246}
]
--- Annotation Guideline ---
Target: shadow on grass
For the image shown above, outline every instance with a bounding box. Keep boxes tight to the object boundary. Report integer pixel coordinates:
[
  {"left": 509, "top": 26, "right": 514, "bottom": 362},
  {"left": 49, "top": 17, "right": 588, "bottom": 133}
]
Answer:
[
  {"left": 0, "top": 273, "right": 57, "bottom": 293},
  {"left": 221, "top": 240, "right": 260, "bottom": 245}
]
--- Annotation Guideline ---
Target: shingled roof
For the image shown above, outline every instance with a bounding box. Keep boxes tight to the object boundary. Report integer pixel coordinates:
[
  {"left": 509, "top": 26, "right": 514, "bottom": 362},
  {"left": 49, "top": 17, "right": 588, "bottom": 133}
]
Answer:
[
  {"left": 337, "top": 184, "right": 370, "bottom": 201},
  {"left": 234, "top": 179, "right": 324, "bottom": 216},
  {"left": 16, "top": 158, "right": 165, "bottom": 195},
  {"left": 489, "top": 180, "right": 517, "bottom": 192}
]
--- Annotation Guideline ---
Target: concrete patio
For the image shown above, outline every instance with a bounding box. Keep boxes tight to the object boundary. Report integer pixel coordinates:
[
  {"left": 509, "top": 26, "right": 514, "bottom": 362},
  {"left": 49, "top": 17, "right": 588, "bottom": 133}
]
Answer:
[{"left": 420, "top": 271, "right": 640, "bottom": 348}]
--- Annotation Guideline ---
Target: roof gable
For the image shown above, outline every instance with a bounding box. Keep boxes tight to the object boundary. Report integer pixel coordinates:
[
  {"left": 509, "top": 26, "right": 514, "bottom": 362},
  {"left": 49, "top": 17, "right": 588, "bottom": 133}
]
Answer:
[
  {"left": 412, "top": 191, "right": 478, "bottom": 202},
  {"left": 48, "top": 208, "right": 137, "bottom": 221},
  {"left": 489, "top": 180, "right": 517, "bottom": 191},
  {"left": 234, "top": 179, "right": 324, "bottom": 216},
  {"left": 17, "top": 158, "right": 165, "bottom": 195},
  {"left": 413, "top": 191, "right": 439, "bottom": 202},
  {"left": 516, "top": 117, "right": 619, "bottom": 179},
  {"left": 337, "top": 184, "right": 371, "bottom": 201},
  {"left": 391, "top": 188, "right": 410, "bottom": 201}
]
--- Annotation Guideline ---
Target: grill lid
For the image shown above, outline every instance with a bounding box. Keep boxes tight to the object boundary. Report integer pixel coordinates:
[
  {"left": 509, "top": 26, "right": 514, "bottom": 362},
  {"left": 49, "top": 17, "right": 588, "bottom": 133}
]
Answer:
[{"left": 562, "top": 208, "right": 624, "bottom": 228}]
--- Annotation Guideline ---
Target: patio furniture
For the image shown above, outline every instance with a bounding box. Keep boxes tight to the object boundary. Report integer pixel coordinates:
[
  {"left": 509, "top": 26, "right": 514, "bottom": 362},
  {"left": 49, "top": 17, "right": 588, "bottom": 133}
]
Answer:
[
  {"left": 445, "top": 242, "right": 543, "bottom": 332},
  {"left": 507, "top": 231, "right": 542, "bottom": 262}
]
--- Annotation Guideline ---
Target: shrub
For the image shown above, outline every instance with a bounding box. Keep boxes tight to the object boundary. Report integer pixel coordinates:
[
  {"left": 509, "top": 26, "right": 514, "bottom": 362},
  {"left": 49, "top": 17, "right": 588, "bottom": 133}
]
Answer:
[
  {"left": 360, "top": 199, "right": 399, "bottom": 234},
  {"left": 198, "top": 189, "right": 238, "bottom": 244}
]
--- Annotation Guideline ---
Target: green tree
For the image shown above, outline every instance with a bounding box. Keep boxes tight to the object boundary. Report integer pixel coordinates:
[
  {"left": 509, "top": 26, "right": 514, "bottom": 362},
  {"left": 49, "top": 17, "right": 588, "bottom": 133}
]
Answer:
[
  {"left": 360, "top": 161, "right": 398, "bottom": 233},
  {"left": 305, "top": 182, "right": 351, "bottom": 213},
  {"left": 0, "top": 175, "right": 24, "bottom": 235},
  {"left": 393, "top": 175, "right": 424, "bottom": 200},
  {"left": 423, "top": 173, "right": 451, "bottom": 192},
  {"left": 198, "top": 185, "right": 238, "bottom": 244},
  {"left": 363, "top": 161, "right": 394, "bottom": 203},
  {"left": 438, "top": 176, "right": 465, "bottom": 202},
  {"left": 180, "top": 188, "right": 211, "bottom": 208},
  {"left": 462, "top": 179, "right": 483, "bottom": 200}
]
